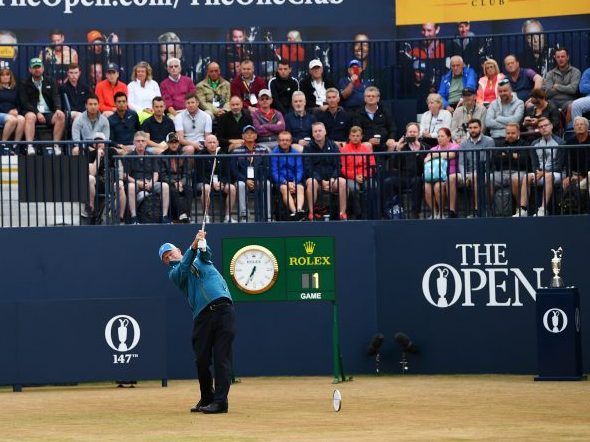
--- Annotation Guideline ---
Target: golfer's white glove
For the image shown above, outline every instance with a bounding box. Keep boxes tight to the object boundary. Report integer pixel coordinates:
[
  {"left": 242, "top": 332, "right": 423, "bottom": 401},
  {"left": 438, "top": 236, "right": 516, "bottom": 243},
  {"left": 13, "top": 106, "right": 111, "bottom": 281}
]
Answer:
[{"left": 198, "top": 239, "right": 207, "bottom": 251}]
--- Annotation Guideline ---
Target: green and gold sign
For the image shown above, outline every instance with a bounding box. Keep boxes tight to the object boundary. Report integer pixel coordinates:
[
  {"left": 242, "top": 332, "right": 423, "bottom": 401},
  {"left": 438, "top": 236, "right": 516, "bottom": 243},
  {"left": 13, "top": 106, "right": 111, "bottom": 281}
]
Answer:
[{"left": 223, "top": 237, "right": 336, "bottom": 302}]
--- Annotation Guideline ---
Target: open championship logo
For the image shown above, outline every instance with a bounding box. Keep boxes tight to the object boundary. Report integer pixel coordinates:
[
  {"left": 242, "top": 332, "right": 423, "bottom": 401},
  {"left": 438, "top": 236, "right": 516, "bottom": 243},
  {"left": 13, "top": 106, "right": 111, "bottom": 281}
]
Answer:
[
  {"left": 542, "top": 308, "right": 568, "bottom": 334},
  {"left": 105, "top": 315, "right": 141, "bottom": 352},
  {"left": 422, "top": 244, "right": 544, "bottom": 308}
]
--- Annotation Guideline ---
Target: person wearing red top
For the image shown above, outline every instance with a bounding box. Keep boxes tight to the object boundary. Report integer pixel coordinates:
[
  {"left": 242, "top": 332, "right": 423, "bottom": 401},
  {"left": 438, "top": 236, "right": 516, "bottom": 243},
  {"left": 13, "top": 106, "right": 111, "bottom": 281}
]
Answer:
[
  {"left": 340, "top": 126, "right": 376, "bottom": 219},
  {"left": 230, "top": 59, "right": 267, "bottom": 113},
  {"left": 476, "top": 59, "right": 505, "bottom": 106},
  {"left": 251, "top": 89, "right": 285, "bottom": 150},
  {"left": 159, "top": 57, "right": 196, "bottom": 117},
  {"left": 95, "top": 63, "right": 127, "bottom": 117}
]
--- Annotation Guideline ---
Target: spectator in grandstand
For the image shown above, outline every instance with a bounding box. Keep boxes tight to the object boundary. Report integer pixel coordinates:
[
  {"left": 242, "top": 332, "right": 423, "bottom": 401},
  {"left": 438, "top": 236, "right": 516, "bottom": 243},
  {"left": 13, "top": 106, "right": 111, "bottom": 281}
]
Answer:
[
  {"left": 423, "top": 127, "right": 459, "bottom": 219},
  {"left": 340, "top": 126, "right": 376, "bottom": 219},
  {"left": 268, "top": 60, "right": 299, "bottom": 115},
  {"left": 87, "top": 131, "right": 126, "bottom": 223},
  {"left": 543, "top": 48, "right": 581, "bottom": 110},
  {"left": 71, "top": 94, "right": 110, "bottom": 154},
  {"left": 408, "top": 60, "right": 434, "bottom": 114},
  {"left": 141, "top": 96, "right": 176, "bottom": 153},
  {"left": 174, "top": 92, "right": 212, "bottom": 154},
  {"left": 299, "top": 59, "right": 336, "bottom": 112},
  {"left": 476, "top": 59, "right": 505, "bottom": 107},
  {"left": 159, "top": 132, "right": 193, "bottom": 223},
  {"left": 453, "top": 118, "right": 495, "bottom": 216},
  {"left": 284, "top": 91, "right": 316, "bottom": 147},
  {"left": 230, "top": 59, "right": 266, "bottom": 113},
  {"left": 449, "top": 21, "right": 480, "bottom": 73},
  {"left": 196, "top": 62, "right": 231, "bottom": 120},
  {"left": 40, "top": 29, "right": 78, "bottom": 83},
  {"left": 195, "top": 134, "right": 237, "bottom": 223},
  {"left": 522, "top": 88, "right": 560, "bottom": 138},
  {"left": 154, "top": 32, "right": 196, "bottom": 83},
  {"left": 352, "top": 33, "right": 380, "bottom": 85},
  {"left": 20, "top": 57, "right": 65, "bottom": 156},
  {"left": 0, "top": 67, "right": 24, "bottom": 149},
  {"left": 496, "top": 123, "right": 531, "bottom": 209},
  {"left": 108, "top": 91, "right": 140, "bottom": 152},
  {"left": 514, "top": 117, "right": 565, "bottom": 217},
  {"left": 127, "top": 61, "right": 161, "bottom": 124},
  {"left": 231, "top": 125, "right": 271, "bottom": 222},
  {"left": 270, "top": 130, "right": 305, "bottom": 220},
  {"left": 216, "top": 95, "right": 253, "bottom": 152},
  {"left": 95, "top": 63, "right": 127, "bottom": 117},
  {"left": 353, "top": 86, "right": 397, "bottom": 153},
  {"left": 438, "top": 55, "right": 477, "bottom": 111},
  {"left": 503, "top": 54, "right": 543, "bottom": 103},
  {"left": 251, "top": 89, "right": 285, "bottom": 150},
  {"left": 317, "top": 87, "right": 352, "bottom": 146},
  {"left": 0, "top": 30, "right": 18, "bottom": 71},
  {"left": 338, "top": 59, "right": 370, "bottom": 112},
  {"left": 86, "top": 30, "right": 121, "bottom": 87},
  {"left": 419, "top": 93, "right": 452, "bottom": 146},
  {"left": 60, "top": 63, "right": 90, "bottom": 121},
  {"left": 410, "top": 23, "right": 447, "bottom": 61},
  {"left": 125, "top": 131, "right": 170, "bottom": 224},
  {"left": 275, "top": 30, "right": 305, "bottom": 65},
  {"left": 518, "top": 19, "right": 554, "bottom": 77},
  {"left": 407, "top": 23, "right": 448, "bottom": 88},
  {"left": 485, "top": 79, "right": 525, "bottom": 143},
  {"left": 451, "top": 87, "right": 486, "bottom": 143},
  {"left": 160, "top": 58, "right": 196, "bottom": 117},
  {"left": 563, "top": 116, "right": 590, "bottom": 196},
  {"left": 384, "top": 122, "right": 428, "bottom": 219},
  {"left": 226, "top": 28, "right": 255, "bottom": 79},
  {"left": 570, "top": 67, "right": 590, "bottom": 123},
  {"left": 304, "top": 122, "right": 347, "bottom": 220}
]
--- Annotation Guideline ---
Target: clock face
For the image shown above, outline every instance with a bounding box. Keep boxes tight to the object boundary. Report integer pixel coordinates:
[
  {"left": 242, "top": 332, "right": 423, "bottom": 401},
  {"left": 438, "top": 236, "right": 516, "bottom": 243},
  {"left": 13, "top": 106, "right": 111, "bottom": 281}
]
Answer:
[{"left": 230, "top": 245, "right": 279, "bottom": 295}]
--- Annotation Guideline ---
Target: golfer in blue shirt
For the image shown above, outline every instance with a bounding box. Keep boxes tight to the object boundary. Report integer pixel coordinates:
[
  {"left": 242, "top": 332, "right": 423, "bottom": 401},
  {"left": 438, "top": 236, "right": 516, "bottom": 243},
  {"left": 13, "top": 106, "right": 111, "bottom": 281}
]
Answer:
[{"left": 159, "top": 230, "right": 235, "bottom": 414}]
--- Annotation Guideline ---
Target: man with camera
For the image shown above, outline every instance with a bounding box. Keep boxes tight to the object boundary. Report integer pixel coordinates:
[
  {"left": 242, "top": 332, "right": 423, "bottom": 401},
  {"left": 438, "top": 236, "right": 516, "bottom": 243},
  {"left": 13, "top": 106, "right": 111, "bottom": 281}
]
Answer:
[{"left": 450, "top": 88, "right": 487, "bottom": 143}]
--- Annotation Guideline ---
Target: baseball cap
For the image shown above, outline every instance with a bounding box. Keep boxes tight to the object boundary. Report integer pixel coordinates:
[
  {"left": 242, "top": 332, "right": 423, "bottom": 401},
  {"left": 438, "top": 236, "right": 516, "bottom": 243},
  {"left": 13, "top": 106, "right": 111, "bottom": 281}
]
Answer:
[
  {"left": 348, "top": 59, "right": 361, "bottom": 67},
  {"left": 29, "top": 57, "right": 42, "bottom": 68},
  {"left": 87, "top": 30, "right": 105, "bottom": 43},
  {"left": 106, "top": 62, "right": 119, "bottom": 73},
  {"left": 309, "top": 59, "right": 322, "bottom": 69},
  {"left": 93, "top": 132, "right": 106, "bottom": 140},
  {"left": 158, "top": 243, "right": 176, "bottom": 261},
  {"left": 461, "top": 87, "right": 476, "bottom": 96},
  {"left": 412, "top": 59, "right": 426, "bottom": 71},
  {"left": 166, "top": 132, "right": 179, "bottom": 143},
  {"left": 258, "top": 89, "right": 271, "bottom": 98},
  {"left": 242, "top": 124, "right": 257, "bottom": 133}
]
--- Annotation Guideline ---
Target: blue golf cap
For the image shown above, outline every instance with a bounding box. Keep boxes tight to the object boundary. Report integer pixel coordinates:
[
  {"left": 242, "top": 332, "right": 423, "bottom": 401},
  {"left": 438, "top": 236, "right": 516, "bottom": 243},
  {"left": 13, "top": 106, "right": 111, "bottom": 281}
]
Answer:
[{"left": 159, "top": 242, "right": 176, "bottom": 261}]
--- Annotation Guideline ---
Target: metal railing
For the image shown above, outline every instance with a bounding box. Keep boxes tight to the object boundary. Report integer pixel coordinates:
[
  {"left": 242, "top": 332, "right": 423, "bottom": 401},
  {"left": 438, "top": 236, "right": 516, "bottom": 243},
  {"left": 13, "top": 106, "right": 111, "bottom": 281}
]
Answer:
[
  {"left": 1, "top": 29, "right": 588, "bottom": 101},
  {"left": 3, "top": 143, "right": 588, "bottom": 227}
]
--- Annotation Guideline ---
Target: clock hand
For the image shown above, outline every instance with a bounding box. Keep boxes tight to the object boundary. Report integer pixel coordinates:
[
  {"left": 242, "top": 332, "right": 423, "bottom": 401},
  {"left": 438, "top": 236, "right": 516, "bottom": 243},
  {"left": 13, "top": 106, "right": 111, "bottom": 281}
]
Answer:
[{"left": 245, "top": 266, "right": 257, "bottom": 286}]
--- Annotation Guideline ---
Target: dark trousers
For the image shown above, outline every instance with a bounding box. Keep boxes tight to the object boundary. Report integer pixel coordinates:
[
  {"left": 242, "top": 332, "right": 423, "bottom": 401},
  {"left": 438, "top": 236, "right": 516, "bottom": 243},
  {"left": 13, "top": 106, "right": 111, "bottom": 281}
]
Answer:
[
  {"left": 192, "top": 301, "right": 236, "bottom": 406},
  {"left": 169, "top": 185, "right": 193, "bottom": 219}
]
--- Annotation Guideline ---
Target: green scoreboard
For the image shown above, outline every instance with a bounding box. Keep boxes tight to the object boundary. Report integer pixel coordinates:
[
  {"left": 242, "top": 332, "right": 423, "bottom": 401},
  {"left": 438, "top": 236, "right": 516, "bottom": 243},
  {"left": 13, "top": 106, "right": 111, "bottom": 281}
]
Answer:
[{"left": 223, "top": 237, "right": 336, "bottom": 302}]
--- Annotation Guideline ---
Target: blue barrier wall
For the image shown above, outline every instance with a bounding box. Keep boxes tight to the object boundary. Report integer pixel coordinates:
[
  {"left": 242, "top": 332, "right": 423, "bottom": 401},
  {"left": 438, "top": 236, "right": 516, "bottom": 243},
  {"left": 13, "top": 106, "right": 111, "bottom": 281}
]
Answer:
[{"left": 0, "top": 218, "right": 588, "bottom": 385}]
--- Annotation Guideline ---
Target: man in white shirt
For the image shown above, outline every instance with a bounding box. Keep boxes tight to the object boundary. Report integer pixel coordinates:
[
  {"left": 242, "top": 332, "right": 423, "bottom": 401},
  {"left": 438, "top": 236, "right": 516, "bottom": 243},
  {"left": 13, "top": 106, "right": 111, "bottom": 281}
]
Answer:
[{"left": 174, "top": 92, "right": 212, "bottom": 154}]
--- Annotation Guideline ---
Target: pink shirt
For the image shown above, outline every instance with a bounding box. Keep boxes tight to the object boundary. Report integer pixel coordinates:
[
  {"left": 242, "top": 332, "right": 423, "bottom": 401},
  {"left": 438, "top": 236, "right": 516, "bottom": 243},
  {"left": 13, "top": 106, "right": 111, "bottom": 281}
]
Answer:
[
  {"left": 430, "top": 143, "right": 459, "bottom": 175},
  {"left": 160, "top": 75, "right": 196, "bottom": 111}
]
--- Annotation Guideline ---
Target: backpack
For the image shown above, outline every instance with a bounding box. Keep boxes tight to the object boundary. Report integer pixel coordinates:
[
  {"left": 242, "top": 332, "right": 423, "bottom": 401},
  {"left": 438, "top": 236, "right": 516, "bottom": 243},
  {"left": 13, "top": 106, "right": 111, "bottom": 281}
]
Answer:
[
  {"left": 493, "top": 187, "right": 513, "bottom": 217},
  {"left": 559, "top": 185, "right": 587, "bottom": 215},
  {"left": 137, "top": 193, "right": 162, "bottom": 224},
  {"left": 383, "top": 194, "right": 405, "bottom": 220}
]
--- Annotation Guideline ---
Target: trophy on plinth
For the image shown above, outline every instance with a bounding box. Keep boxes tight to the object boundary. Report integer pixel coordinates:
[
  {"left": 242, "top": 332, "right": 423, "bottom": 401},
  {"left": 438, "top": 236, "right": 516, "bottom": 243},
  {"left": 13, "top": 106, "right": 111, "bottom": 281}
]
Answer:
[
  {"left": 117, "top": 318, "right": 129, "bottom": 352},
  {"left": 550, "top": 247, "right": 564, "bottom": 288},
  {"left": 436, "top": 267, "right": 449, "bottom": 307}
]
